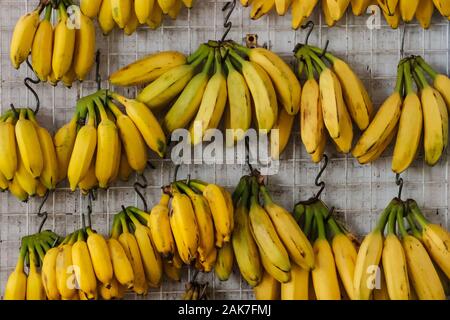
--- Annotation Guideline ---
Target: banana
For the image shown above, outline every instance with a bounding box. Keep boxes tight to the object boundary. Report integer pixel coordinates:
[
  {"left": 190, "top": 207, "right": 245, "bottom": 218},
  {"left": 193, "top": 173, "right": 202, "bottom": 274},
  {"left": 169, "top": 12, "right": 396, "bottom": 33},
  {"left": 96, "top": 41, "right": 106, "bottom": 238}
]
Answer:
[
  {"left": 99, "top": 277, "right": 122, "bottom": 300},
  {"left": 78, "top": 158, "right": 98, "bottom": 194},
  {"left": 235, "top": 45, "right": 301, "bottom": 116},
  {"left": 200, "top": 247, "right": 217, "bottom": 272},
  {"left": 241, "top": 0, "right": 253, "bottom": 6},
  {"left": 163, "top": 257, "right": 182, "bottom": 281},
  {"left": 109, "top": 93, "right": 166, "bottom": 157},
  {"left": 163, "top": 49, "right": 214, "bottom": 134},
  {"left": 31, "top": 6, "right": 53, "bottom": 82},
  {"left": 0, "top": 114, "right": 18, "bottom": 180},
  {"left": 15, "top": 151, "right": 37, "bottom": 197},
  {"left": 56, "top": 235, "right": 77, "bottom": 299},
  {"left": 127, "top": 210, "right": 163, "bottom": 288},
  {"left": 170, "top": 187, "right": 199, "bottom": 264},
  {"left": 111, "top": 0, "right": 132, "bottom": 28},
  {"left": 107, "top": 237, "right": 134, "bottom": 288},
  {"left": 351, "top": 0, "right": 372, "bottom": 15},
  {"left": 189, "top": 180, "right": 234, "bottom": 247},
  {"left": 250, "top": 0, "right": 275, "bottom": 19},
  {"left": 8, "top": 176, "right": 29, "bottom": 202},
  {"left": 311, "top": 208, "right": 341, "bottom": 300},
  {"left": 146, "top": 1, "right": 163, "bottom": 29},
  {"left": 408, "top": 199, "right": 450, "bottom": 278},
  {"left": 110, "top": 51, "right": 186, "bottom": 87},
  {"left": 124, "top": 5, "right": 139, "bottom": 35},
  {"left": 54, "top": 113, "right": 78, "bottom": 183},
  {"left": 228, "top": 49, "right": 278, "bottom": 132},
  {"left": 26, "top": 244, "right": 46, "bottom": 300},
  {"left": 168, "top": 0, "right": 183, "bottom": 19},
  {"left": 98, "top": 0, "right": 116, "bottom": 35},
  {"left": 382, "top": 205, "right": 410, "bottom": 300},
  {"left": 94, "top": 98, "right": 120, "bottom": 188},
  {"left": 301, "top": 74, "right": 324, "bottom": 155},
  {"left": 181, "top": 0, "right": 194, "bottom": 8},
  {"left": 433, "top": 0, "right": 450, "bottom": 16},
  {"left": 81, "top": 0, "right": 103, "bottom": 17},
  {"left": 275, "top": 0, "right": 292, "bottom": 15},
  {"left": 72, "top": 231, "right": 98, "bottom": 299},
  {"left": 399, "top": 0, "right": 419, "bottom": 21},
  {"left": 326, "top": 0, "right": 351, "bottom": 21},
  {"left": 224, "top": 56, "right": 252, "bottom": 144},
  {"left": 215, "top": 242, "right": 234, "bottom": 281},
  {"left": 415, "top": 0, "right": 434, "bottom": 29},
  {"left": 176, "top": 182, "right": 215, "bottom": 262},
  {"left": 397, "top": 209, "right": 446, "bottom": 300},
  {"left": 67, "top": 103, "right": 97, "bottom": 191},
  {"left": 118, "top": 151, "right": 133, "bottom": 181},
  {"left": 61, "top": 66, "right": 77, "bottom": 88},
  {"left": 36, "top": 180, "right": 48, "bottom": 197},
  {"left": 260, "top": 186, "right": 315, "bottom": 270},
  {"left": 291, "top": 0, "right": 318, "bottom": 29},
  {"left": 322, "top": 0, "right": 337, "bottom": 27},
  {"left": 189, "top": 49, "right": 227, "bottom": 145},
  {"left": 86, "top": 228, "right": 113, "bottom": 287},
  {"left": 158, "top": 0, "right": 176, "bottom": 13},
  {"left": 10, "top": 8, "right": 40, "bottom": 69},
  {"left": 52, "top": 3, "right": 76, "bottom": 80},
  {"left": 270, "top": 107, "right": 295, "bottom": 159},
  {"left": 352, "top": 63, "right": 403, "bottom": 158},
  {"left": 382, "top": 4, "right": 401, "bottom": 28},
  {"left": 73, "top": 13, "right": 96, "bottom": 81},
  {"left": 232, "top": 181, "right": 262, "bottom": 287},
  {"left": 0, "top": 171, "right": 8, "bottom": 191},
  {"left": 281, "top": 263, "right": 309, "bottom": 300},
  {"left": 41, "top": 247, "right": 61, "bottom": 300},
  {"left": 353, "top": 200, "right": 393, "bottom": 300},
  {"left": 247, "top": 179, "right": 291, "bottom": 282},
  {"left": 392, "top": 61, "right": 422, "bottom": 174},
  {"left": 254, "top": 272, "right": 280, "bottom": 300},
  {"left": 15, "top": 109, "right": 43, "bottom": 178},
  {"left": 373, "top": 266, "right": 390, "bottom": 300},
  {"left": 135, "top": 0, "right": 154, "bottom": 24},
  {"left": 47, "top": 70, "right": 59, "bottom": 86},
  {"left": 377, "top": 0, "right": 399, "bottom": 15},
  {"left": 4, "top": 243, "right": 27, "bottom": 300}
]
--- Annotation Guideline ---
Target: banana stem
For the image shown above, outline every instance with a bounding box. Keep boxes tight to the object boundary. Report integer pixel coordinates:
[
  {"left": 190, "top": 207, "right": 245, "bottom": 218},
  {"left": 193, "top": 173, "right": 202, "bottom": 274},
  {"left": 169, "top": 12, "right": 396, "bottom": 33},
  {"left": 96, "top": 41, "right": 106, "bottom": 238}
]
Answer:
[
  {"left": 293, "top": 204, "right": 305, "bottom": 222},
  {"left": 87, "top": 101, "right": 96, "bottom": 126},
  {"left": 201, "top": 49, "right": 215, "bottom": 74},
  {"left": 403, "top": 60, "right": 414, "bottom": 95},
  {"left": 305, "top": 54, "right": 315, "bottom": 80},
  {"left": 232, "top": 176, "right": 248, "bottom": 206},
  {"left": 415, "top": 56, "right": 438, "bottom": 80},
  {"left": 190, "top": 47, "right": 210, "bottom": 69},
  {"left": 58, "top": 1, "right": 68, "bottom": 20},
  {"left": 314, "top": 205, "right": 327, "bottom": 240},
  {"left": 106, "top": 100, "right": 124, "bottom": 118},
  {"left": 213, "top": 48, "right": 223, "bottom": 74},
  {"left": 394, "top": 62, "right": 405, "bottom": 94},
  {"left": 303, "top": 204, "right": 314, "bottom": 238},
  {"left": 175, "top": 181, "right": 196, "bottom": 197},
  {"left": 187, "top": 44, "right": 209, "bottom": 64},
  {"left": 238, "top": 180, "right": 250, "bottom": 210},
  {"left": 397, "top": 207, "right": 408, "bottom": 238},
  {"left": 128, "top": 206, "right": 150, "bottom": 222},
  {"left": 375, "top": 199, "right": 396, "bottom": 232},
  {"left": 19, "top": 108, "right": 27, "bottom": 120},
  {"left": 327, "top": 216, "right": 344, "bottom": 237},
  {"left": 412, "top": 63, "right": 430, "bottom": 90},
  {"left": 120, "top": 212, "right": 130, "bottom": 233},
  {"left": 28, "top": 241, "right": 37, "bottom": 270},
  {"left": 26, "top": 108, "right": 38, "bottom": 125},
  {"left": 387, "top": 204, "right": 398, "bottom": 235},
  {"left": 249, "top": 177, "right": 260, "bottom": 206},
  {"left": 308, "top": 45, "right": 335, "bottom": 64},
  {"left": 34, "top": 241, "right": 46, "bottom": 263},
  {"left": 406, "top": 213, "right": 422, "bottom": 238},
  {"left": 110, "top": 214, "right": 122, "bottom": 239},
  {"left": 126, "top": 207, "right": 143, "bottom": 228},
  {"left": 94, "top": 97, "right": 108, "bottom": 122},
  {"left": 407, "top": 200, "right": 429, "bottom": 228},
  {"left": 188, "top": 180, "right": 207, "bottom": 192},
  {"left": 68, "top": 231, "right": 78, "bottom": 245},
  {"left": 259, "top": 185, "right": 274, "bottom": 206},
  {"left": 307, "top": 49, "right": 328, "bottom": 73},
  {"left": 77, "top": 229, "right": 85, "bottom": 242},
  {"left": 232, "top": 43, "right": 251, "bottom": 56},
  {"left": 44, "top": 4, "right": 52, "bottom": 21}
]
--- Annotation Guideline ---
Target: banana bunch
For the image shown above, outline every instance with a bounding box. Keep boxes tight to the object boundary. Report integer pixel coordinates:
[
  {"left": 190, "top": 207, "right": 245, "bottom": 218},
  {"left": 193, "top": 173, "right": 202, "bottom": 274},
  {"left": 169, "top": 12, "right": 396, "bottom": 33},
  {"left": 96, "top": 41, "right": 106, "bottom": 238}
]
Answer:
[
  {"left": 10, "top": 1, "right": 96, "bottom": 87},
  {"left": 4, "top": 231, "right": 60, "bottom": 300},
  {"left": 0, "top": 107, "right": 58, "bottom": 202},
  {"left": 60, "top": 90, "right": 165, "bottom": 193},
  {"left": 93, "top": 0, "right": 195, "bottom": 36},
  {"left": 182, "top": 281, "right": 209, "bottom": 300},
  {"left": 353, "top": 56, "right": 449, "bottom": 172},
  {"left": 241, "top": 0, "right": 448, "bottom": 29},
  {"left": 354, "top": 198, "right": 449, "bottom": 300},
  {"left": 294, "top": 44, "right": 373, "bottom": 162}
]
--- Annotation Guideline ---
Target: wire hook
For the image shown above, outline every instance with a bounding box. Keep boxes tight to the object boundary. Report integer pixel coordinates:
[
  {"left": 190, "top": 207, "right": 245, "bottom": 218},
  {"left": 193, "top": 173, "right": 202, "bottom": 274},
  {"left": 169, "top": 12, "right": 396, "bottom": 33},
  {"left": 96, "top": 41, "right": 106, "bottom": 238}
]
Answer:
[
  {"left": 221, "top": 0, "right": 237, "bottom": 42},
  {"left": 134, "top": 174, "right": 148, "bottom": 212},
  {"left": 37, "top": 190, "right": 50, "bottom": 232},
  {"left": 302, "top": 21, "right": 315, "bottom": 45},
  {"left": 396, "top": 173, "right": 404, "bottom": 200},
  {"left": 95, "top": 50, "right": 101, "bottom": 90},
  {"left": 318, "top": 40, "right": 330, "bottom": 59},
  {"left": 400, "top": 23, "right": 407, "bottom": 59},
  {"left": 314, "top": 154, "right": 328, "bottom": 199},
  {"left": 244, "top": 136, "right": 254, "bottom": 173},
  {"left": 25, "top": 58, "right": 41, "bottom": 114}
]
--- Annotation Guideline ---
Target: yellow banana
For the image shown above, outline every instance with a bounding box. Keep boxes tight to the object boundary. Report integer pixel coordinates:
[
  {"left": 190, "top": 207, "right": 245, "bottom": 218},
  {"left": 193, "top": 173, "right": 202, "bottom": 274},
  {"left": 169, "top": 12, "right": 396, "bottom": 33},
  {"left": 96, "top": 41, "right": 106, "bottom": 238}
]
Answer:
[
  {"left": 254, "top": 272, "right": 280, "bottom": 300},
  {"left": 0, "top": 114, "right": 18, "bottom": 180},
  {"left": 326, "top": 0, "right": 351, "bottom": 21},
  {"left": 26, "top": 245, "right": 46, "bottom": 300},
  {"left": 146, "top": 1, "right": 163, "bottom": 29},
  {"left": 433, "top": 0, "right": 450, "bottom": 16},
  {"left": 54, "top": 114, "right": 78, "bottom": 183},
  {"left": 8, "top": 176, "right": 29, "bottom": 202},
  {"left": 322, "top": 0, "right": 337, "bottom": 27},
  {"left": 250, "top": 0, "right": 275, "bottom": 19},
  {"left": 167, "top": 0, "right": 183, "bottom": 19},
  {"left": 56, "top": 235, "right": 77, "bottom": 299},
  {"left": 241, "top": 0, "right": 253, "bottom": 6},
  {"left": 377, "top": 0, "right": 399, "bottom": 15},
  {"left": 270, "top": 107, "right": 295, "bottom": 159},
  {"left": 163, "top": 256, "right": 182, "bottom": 281},
  {"left": 107, "top": 237, "right": 134, "bottom": 288},
  {"left": 111, "top": 0, "right": 132, "bottom": 28},
  {"left": 135, "top": 0, "right": 154, "bottom": 24},
  {"left": 373, "top": 265, "right": 390, "bottom": 300},
  {"left": 301, "top": 76, "right": 324, "bottom": 155},
  {"left": 98, "top": 0, "right": 116, "bottom": 35},
  {"left": 292, "top": 0, "right": 318, "bottom": 29},
  {"left": 415, "top": 0, "right": 434, "bottom": 29},
  {"left": 275, "top": 0, "right": 292, "bottom": 15},
  {"left": 78, "top": 158, "right": 98, "bottom": 194},
  {"left": 15, "top": 152, "right": 38, "bottom": 197},
  {"left": 73, "top": 13, "right": 96, "bottom": 81},
  {"left": 10, "top": 8, "right": 40, "bottom": 69},
  {"left": 4, "top": 244, "right": 27, "bottom": 300},
  {"left": 382, "top": 4, "right": 401, "bottom": 28},
  {"left": 61, "top": 66, "right": 77, "bottom": 88},
  {"left": 215, "top": 242, "right": 234, "bottom": 281},
  {"left": 0, "top": 171, "right": 8, "bottom": 191},
  {"left": 158, "top": 0, "right": 176, "bottom": 13},
  {"left": 281, "top": 263, "right": 309, "bottom": 300},
  {"left": 52, "top": 3, "right": 76, "bottom": 80},
  {"left": 118, "top": 151, "right": 133, "bottom": 181},
  {"left": 399, "top": 0, "right": 419, "bottom": 21},
  {"left": 72, "top": 231, "right": 98, "bottom": 299},
  {"left": 110, "top": 92, "right": 166, "bottom": 157},
  {"left": 81, "top": 0, "right": 103, "bottom": 17},
  {"left": 181, "top": 0, "right": 194, "bottom": 8},
  {"left": 86, "top": 229, "right": 113, "bottom": 287},
  {"left": 124, "top": 5, "right": 139, "bottom": 35},
  {"left": 31, "top": 6, "right": 53, "bottom": 82},
  {"left": 41, "top": 247, "right": 61, "bottom": 300},
  {"left": 199, "top": 247, "right": 217, "bottom": 272},
  {"left": 351, "top": 0, "right": 372, "bottom": 15}
]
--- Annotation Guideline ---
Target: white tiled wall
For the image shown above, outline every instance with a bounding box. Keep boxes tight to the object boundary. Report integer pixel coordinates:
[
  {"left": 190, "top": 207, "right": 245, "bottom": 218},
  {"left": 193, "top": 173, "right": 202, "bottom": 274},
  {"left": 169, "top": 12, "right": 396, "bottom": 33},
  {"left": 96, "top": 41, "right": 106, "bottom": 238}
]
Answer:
[{"left": 0, "top": 0, "right": 449, "bottom": 299}]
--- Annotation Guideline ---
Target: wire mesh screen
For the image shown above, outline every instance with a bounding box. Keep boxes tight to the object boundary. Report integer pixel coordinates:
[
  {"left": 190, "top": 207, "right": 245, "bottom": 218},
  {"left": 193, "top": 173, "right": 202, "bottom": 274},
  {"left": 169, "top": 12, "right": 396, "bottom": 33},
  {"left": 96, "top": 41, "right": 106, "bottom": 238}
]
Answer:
[{"left": 0, "top": 0, "right": 449, "bottom": 299}]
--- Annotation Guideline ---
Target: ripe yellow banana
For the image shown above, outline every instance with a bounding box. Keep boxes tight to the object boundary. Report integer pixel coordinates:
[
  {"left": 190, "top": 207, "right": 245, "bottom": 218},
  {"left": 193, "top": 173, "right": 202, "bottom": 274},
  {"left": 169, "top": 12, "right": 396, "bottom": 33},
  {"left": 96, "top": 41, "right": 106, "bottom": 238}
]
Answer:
[
  {"left": 399, "top": 0, "right": 419, "bottom": 21},
  {"left": 170, "top": 187, "right": 199, "bottom": 264},
  {"left": 134, "top": 0, "right": 154, "bottom": 24},
  {"left": 146, "top": 1, "right": 163, "bottom": 29},
  {"left": 0, "top": 171, "right": 8, "bottom": 191},
  {"left": 8, "top": 176, "right": 29, "bottom": 202},
  {"left": 0, "top": 114, "right": 18, "bottom": 180},
  {"left": 111, "top": 0, "right": 132, "bottom": 28},
  {"left": 275, "top": 0, "right": 292, "bottom": 15},
  {"left": 73, "top": 13, "right": 96, "bottom": 81},
  {"left": 433, "top": 0, "right": 450, "bottom": 16},
  {"left": 15, "top": 108, "right": 43, "bottom": 178},
  {"left": 270, "top": 107, "right": 295, "bottom": 159},
  {"left": 382, "top": 3, "right": 401, "bottom": 28},
  {"left": 110, "top": 51, "right": 186, "bottom": 87},
  {"left": 351, "top": 0, "right": 372, "bottom": 15},
  {"left": 241, "top": 0, "right": 253, "bottom": 6},
  {"left": 301, "top": 74, "right": 324, "bottom": 154},
  {"left": 56, "top": 235, "right": 77, "bottom": 299},
  {"left": 163, "top": 49, "right": 214, "bottom": 134},
  {"left": 31, "top": 6, "right": 53, "bottom": 82},
  {"left": 181, "top": 0, "right": 194, "bottom": 8},
  {"left": 157, "top": 0, "right": 176, "bottom": 13},
  {"left": 107, "top": 237, "right": 135, "bottom": 288},
  {"left": 163, "top": 254, "right": 182, "bottom": 281},
  {"left": 250, "top": 0, "right": 275, "bottom": 19},
  {"left": 110, "top": 92, "right": 166, "bottom": 157},
  {"left": 41, "top": 247, "right": 61, "bottom": 300},
  {"left": 377, "top": 0, "right": 399, "bottom": 15},
  {"left": 167, "top": 0, "right": 183, "bottom": 19},
  {"left": 281, "top": 263, "right": 309, "bottom": 300},
  {"left": 4, "top": 243, "right": 27, "bottom": 300},
  {"left": 78, "top": 158, "right": 98, "bottom": 194},
  {"left": 199, "top": 247, "right": 217, "bottom": 272},
  {"left": 415, "top": 0, "right": 434, "bottom": 29},
  {"left": 392, "top": 61, "right": 422, "bottom": 174},
  {"left": 15, "top": 152, "right": 38, "bottom": 197},
  {"left": 52, "top": 3, "right": 76, "bottom": 80},
  {"left": 67, "top": 103, "right": 97, "bottom": 191},
  {"left": 189, "top": 49, "right": 227, "bottom": 145},
  {"left": 61, "top": 67, "right": 77, "bottom": 88},
  {"left": 326, "top": 0, "right": 351, "bottom": 21},
  {"left": 323, "top": 0, "right": 337, "bottom": 26},
  {"left": 215, "top": 242, "right": 234, "bottom": 281},
  {"left": 26, "top": 245, "right": 46, "bottom": 300},
  {"left": 118, "top": 150, "right": 132, "bottom": 181},
  {"left": 292, "top": 0, "right": 318, "bottom": 29},
  {"left": 124, "top": 6, "right": 139, "bottom": 35},
  {"left": 86, "top": 228, "right": 113, "bottom": 287},
  {"left": 373, "top": 265, "right": 390, "bottom": 300},
  {"left": 81, "top": 0, "right": 103, "bottom": 17},
  {"left": 254, "top": 272, "right": 280, "bottom": 300},
  {"left": 72, "top": 231, "right": 98, "bottom": 299},
  {"left": 54, "top": 113, "right": 78, "bottom": 183},
  {"left": 10, "top": 8, "right": 40, "bottom": 69},
  {"left": 99, "top": 0, "right": 116, "bottom": 35}
]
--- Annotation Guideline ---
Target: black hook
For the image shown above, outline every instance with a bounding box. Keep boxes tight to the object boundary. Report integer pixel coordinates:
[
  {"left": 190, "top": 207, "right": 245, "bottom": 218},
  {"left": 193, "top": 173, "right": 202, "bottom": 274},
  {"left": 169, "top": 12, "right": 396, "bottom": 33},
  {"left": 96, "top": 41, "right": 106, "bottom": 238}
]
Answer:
[
  {"left": 396, "top": 173, "right": 403, "bottom": 200},
  {"left": 37, "top": 190, "right": 50, "bottom": 233},
  {"left": 314, "top": 154, "right": 328, "bottom": 199},
  {"left": 302, "top": 21, "right": 315, "bottom": 45},
  {"left": 173, "top": 164, "right": 181, "bottom": 182},
  {"left": 95, "top": 50, "right": 101, "bottom": 90},
  {"left": 318, "top": 40, "right": 330, "bottom": 59},
  {"left": 221, "top": 0, "right": 237, "bottom": 42},
  {"left": 25, "top": 58, "right": 41, "bottom": 114},
  {"left": 324, "top": 206, "right": 335, "bottom": 222},
  {"left": 84, "top": 191, "right": 94, "bottom": 228},
  {"left": 244, "top": 136, "right": 254, "bottom": 173},
  {"left": 400, "top": 23, "right": 407, "bottom": 59},
  {"left": 134, "top": 174, "right": 148, "bottom": 212}
]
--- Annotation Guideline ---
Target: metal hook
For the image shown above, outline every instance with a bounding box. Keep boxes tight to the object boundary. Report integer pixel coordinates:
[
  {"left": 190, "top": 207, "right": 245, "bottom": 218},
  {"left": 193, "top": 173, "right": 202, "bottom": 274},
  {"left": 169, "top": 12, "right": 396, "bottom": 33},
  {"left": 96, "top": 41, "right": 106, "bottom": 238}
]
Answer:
[
  {"left": 301, "top": 21, "right": 315, "bottom": 45},
  {"left": 134, "top": 174, "right": 148, "bottom": 212},
  {"left": 400, "top": 23, "right": 407, "bottom": 59},
  {"left": 314, "top": 154, "right": 328, "bottom": 199},
  {"left": 37, "top": 190, "right": 50, "bottom": 232},
  {"left": 173, "top": 164, "right": 181, "bottom": 182},
  {"left": 84, "top": 191, "right": 95, "bottom": 228},
  {"left": 25, "top": 58, "right": 41, "bottom": 114},
  {"left": 396, "top": 173, "right": 404, "bottom": 200},
  {"left": 244, "top": 136, "right": 254, "bottom": 173},
  {"left": 318, "top": 40, "right": 330, "bottom": 59},
  {"left": 95, "top": 50, "right": 101, "bottom": 90},
  {"left": 221, "top": 0, "right": 237, "bottom": 42}
]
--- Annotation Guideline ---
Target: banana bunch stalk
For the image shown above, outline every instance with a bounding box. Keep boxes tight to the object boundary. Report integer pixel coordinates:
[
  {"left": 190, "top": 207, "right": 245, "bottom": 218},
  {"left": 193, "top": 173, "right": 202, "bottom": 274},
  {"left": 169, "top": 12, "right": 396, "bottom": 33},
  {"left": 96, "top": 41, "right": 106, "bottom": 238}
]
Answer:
[
  {"left": 241, "top": 0, "right": 447, "bottom": 29},
  {"left": 10, "top": 1, "right": 95, "bottom": 87},
  {"left": 93, "top": 0, "right": 195, "bottom": 36},
  {"left": 0, "top": 107, "right": 59, "bottom": 202},
  {"left": 4, "top": 231, "right": 60, "bottom": 300}
]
